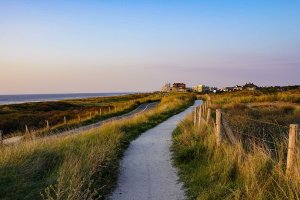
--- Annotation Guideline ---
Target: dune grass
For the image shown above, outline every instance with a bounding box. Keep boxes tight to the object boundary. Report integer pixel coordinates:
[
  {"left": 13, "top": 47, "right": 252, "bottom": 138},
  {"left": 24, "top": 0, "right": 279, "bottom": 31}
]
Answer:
[
  {"left": 172, "top": 114, "right": 300, "bottom": 200},
  {"left": 0, "top": 93, "right": 162, "bottom": 137},
  {"left": 0, "top": 93, "right": 195, "bottom": 200},
  {"left": 173, "top": 90, "right": 300, "bottom": 200},
  {"left": 206, "top": 89, "right": 300, "bottom": 106}
]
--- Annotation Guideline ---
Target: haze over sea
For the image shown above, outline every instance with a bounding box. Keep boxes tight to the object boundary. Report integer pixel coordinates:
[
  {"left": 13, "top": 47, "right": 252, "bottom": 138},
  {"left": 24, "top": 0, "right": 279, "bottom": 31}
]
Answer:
[{"left": 0, "top": 93, "right": 129, "bottom": 105}]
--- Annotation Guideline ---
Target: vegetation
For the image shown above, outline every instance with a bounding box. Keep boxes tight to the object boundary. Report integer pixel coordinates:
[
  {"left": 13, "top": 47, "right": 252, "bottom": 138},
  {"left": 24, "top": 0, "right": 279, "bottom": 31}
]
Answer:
[
  {"left": 207, "top": 89, "right": 300, "bottom": 106},
  {"left": 172, "top": 90, "right": 300, "bottom": 199},
  {"left": 0, "top": 93, "right": 161, "bottom": 137},
  {"left": 0, "top": 93, "right": 195, "bottom": 200},
  {"left": 172, "top": 114, "right": 300, "bottom": 200}
]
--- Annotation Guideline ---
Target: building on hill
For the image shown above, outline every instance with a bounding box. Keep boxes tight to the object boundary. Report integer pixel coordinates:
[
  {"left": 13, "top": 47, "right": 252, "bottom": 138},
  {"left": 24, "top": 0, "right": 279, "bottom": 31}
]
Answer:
[
  {"left": 243, "top": 83, "right": 259, "bottom": 91},
  {"left": 222, "top": 87, "right": 234, "bottom": 92},
  {"left": 233, "top": 85, "right": 243, "bottom": 91},
  {"left": 172, "top": 83, "right": 186, "bottom": 92},
  {"left": 161, "top": 83, "right": 172, "bottom": 92},
  {"left": 193, "top": 85, "right": 210, "bottom": 93}
]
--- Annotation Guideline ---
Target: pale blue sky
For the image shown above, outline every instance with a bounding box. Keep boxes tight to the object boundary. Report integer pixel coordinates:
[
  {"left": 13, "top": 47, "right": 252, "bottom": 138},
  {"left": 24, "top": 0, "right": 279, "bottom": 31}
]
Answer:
[{"left": 0, "top": 0, "right": 299, "bottom": 94}]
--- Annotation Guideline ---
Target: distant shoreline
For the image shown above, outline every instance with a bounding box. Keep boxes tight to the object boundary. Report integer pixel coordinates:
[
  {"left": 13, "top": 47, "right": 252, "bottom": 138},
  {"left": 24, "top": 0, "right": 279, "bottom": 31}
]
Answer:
[{"left": 0, "top": 92, "right": 132, "bottom": 105}]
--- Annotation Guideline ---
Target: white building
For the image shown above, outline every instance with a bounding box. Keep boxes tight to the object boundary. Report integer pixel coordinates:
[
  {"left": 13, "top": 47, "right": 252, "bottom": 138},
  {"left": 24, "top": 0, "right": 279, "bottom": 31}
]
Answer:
[{"left": 161, "top": 83, "right": 172, "bottom": 92}]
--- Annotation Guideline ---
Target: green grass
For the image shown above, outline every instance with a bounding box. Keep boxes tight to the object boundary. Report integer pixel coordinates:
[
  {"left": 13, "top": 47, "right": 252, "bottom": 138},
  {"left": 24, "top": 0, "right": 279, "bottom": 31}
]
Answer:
[{"left": 0, "top": 93, "right": 195, "bottom": 200}]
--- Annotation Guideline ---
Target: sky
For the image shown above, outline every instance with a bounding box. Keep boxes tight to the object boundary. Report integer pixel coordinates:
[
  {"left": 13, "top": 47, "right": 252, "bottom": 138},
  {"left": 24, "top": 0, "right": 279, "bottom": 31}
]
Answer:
[{"left": 0, "top": 0, "right": 299, "bottom": 94}]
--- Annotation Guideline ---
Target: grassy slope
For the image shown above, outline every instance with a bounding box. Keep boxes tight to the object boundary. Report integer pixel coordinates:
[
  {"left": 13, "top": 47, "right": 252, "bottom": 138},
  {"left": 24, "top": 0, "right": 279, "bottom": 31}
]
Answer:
[
  {"left": 173, "top": 90, "right": 300, "bottom": 200},
  {"left": 0, "top": 93, "right": 195, "bottom": 200},
  {"left": 172, "top": 115, "right": 300, "bottom": 200},
  {"left": 0, "top": 93, "right": 160, "bottom": 136}
]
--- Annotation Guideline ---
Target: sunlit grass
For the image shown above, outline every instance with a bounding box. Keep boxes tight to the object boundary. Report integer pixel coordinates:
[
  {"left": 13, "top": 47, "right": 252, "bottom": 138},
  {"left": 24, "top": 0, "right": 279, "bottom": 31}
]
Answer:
[
  {"left": 0, "top": 93, "right": 195, "bottom": 199},
  {"left": 172, "top": 114, "right": 300, "bottom": 200}
]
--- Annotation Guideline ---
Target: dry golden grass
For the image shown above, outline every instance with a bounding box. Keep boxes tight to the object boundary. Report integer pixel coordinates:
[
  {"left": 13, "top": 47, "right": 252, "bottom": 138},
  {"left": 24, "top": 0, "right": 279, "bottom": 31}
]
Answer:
[
  {"left": 172, "top": 114, "right": 300, "bottom": 200},
  {"left": 0, "top": 93, "right": 195, "bottom": 200}
]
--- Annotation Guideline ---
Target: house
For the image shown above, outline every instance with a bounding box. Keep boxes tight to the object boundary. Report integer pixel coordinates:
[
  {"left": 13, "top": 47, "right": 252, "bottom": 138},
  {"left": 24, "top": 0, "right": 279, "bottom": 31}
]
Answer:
[
  {"left": 233, "top": 85, "right": 243, "bottom": 91},
  {"left": 172, "top": 83, "right": 186, "bottom": 92},
  {"left": 243, "top": 83, "right": 258, "bottom": 91},
  {"left": 193, "top": 85, "right": 210, "bottom": 93},
  {"left": 161, "top": 83, "right": 172, "bottom": 92},
  {"left": 222, "top": 87, "right": 234, "bottom": 92}
]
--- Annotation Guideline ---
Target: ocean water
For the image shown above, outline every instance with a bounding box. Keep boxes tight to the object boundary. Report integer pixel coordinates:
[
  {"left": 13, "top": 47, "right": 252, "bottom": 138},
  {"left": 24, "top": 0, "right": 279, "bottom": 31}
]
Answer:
[{"left": 0, "top": 93, "right": 130, "bottom": 105}]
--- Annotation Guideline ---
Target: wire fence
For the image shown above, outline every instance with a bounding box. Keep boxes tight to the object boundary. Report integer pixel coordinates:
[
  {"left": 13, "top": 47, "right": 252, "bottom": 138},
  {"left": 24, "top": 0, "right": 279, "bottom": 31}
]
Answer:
[{"left": 193, "top": 97, "right": 299, "bottom": 174}]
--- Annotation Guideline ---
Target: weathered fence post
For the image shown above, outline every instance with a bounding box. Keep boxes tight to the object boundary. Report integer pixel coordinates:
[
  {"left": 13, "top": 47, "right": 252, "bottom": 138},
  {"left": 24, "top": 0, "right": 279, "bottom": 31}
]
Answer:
[
  {"left": 216, "top": 109, "right": 222, "bottom": 146},
  {"left": 78, "top": 115, "right": 81, "bottom": 122},
  {"left": 46, "top": 120, "right": 49, "bottom": 129},
  {"left": 286, "top": 124, "right": 299, "bottom": 175},
  {"left": 25, "top": 125, "right": 29, "bottom": 134},
  {"left": 64, "top": 116, "right": 67, "bottom": 125},
  {"left": 109, "top": 106, "right": 111, "bottom": 113},
  {"left": 207, "top": 108, "right": 211, "bottom": 122},
  {"left": 100, "top": 108, "right": 102, "bottom": 115},
  {"left": 198, "top": 106, "right": 202, "bottom": 129},
  {"left": 193, "top": 107, "right": 197, "bottom": 127},
  {"left": 25, "top": 125, "right": 34, "bottom": 140}
]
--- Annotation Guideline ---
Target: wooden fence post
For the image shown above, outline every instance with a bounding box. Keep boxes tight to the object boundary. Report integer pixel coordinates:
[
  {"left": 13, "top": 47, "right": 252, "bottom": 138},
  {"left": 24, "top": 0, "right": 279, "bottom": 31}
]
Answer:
[
  {"left": 64, "top": 116, "right": 67, "bottom": 125},
  {"left": 46, "top": 120, "right": 49, "bottom": 129},
  {"left": 198, "top": 106, "right": 202, "bottom": 129},
  {"left": 78, "top": 115, "right": 81, "bottom": 122},
  {"left": 207, "top": 108, "right": 211, "bottom": 122},
  {"left": 100, "top": 108, "right": 102, "bottom": 115},
  {"left": 25, "top": 125, "right": 29, "bottom": 134},
  {"left": 286, "top": 124, "right": 299, "bottom": 175},
  {"left": 216, "top": 109, "right": 222, "bottom": 146},
  {"left": 109, "top": 107, "right": 111, "bottom": 113},
  {"left": 194, "top": 107, "right": 197, "bottom": 127}
]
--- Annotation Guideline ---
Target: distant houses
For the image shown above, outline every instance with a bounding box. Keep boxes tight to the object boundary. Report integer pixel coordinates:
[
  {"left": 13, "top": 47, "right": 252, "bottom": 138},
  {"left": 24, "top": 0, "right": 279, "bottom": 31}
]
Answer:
[{"left": 161, "top": 82, "right": 262, "bottom": 93}]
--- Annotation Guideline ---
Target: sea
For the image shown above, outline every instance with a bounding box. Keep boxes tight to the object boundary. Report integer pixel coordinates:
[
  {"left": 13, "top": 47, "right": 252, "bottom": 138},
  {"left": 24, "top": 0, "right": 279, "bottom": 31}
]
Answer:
[{"left": 0, "top": 93, "right": 130, "bottom": 105}]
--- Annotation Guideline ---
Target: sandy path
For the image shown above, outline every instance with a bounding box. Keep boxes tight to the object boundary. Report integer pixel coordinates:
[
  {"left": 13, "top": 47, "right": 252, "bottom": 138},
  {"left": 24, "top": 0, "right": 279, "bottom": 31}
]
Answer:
[{"left": 110, "top": 100, "right": 201, "bottom": 200}]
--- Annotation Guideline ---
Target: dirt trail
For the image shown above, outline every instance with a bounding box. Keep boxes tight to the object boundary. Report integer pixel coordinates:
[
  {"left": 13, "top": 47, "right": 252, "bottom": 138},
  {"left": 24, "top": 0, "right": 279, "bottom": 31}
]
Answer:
[{"left": 110, "top": 100, "right": 201, "bottom": 200}]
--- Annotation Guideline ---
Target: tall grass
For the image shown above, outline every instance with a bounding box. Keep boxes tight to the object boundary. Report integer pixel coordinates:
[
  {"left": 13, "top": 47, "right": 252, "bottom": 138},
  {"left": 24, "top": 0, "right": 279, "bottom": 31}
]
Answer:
[
  {"left": 172, "top": 114, "right": 300, "bottom": 200},
  {"left": 207, "top": 90, "right": 300, "bottom": 106},
  {"left": 0, "top": 93, "right": 195, "bottom": 200},
  {"left": 0, "top": 93, "right": 162, "bottom": 137}
]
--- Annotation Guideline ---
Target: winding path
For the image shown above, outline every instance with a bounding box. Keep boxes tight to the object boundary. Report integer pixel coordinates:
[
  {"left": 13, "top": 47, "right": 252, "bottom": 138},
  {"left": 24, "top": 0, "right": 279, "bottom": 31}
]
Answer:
[
  {"left": 3, "top": 102, "right": 158, "bottom": 145},
  {"left": 110, "top": 100, "right": 201, "bottom": 200}
]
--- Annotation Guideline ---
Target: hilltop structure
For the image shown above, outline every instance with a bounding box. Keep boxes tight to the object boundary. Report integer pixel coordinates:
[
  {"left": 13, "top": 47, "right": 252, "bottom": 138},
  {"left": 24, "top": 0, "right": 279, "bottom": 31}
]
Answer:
[
  {"left": 193, "top": 85, "right": 210, "bottom": 93},
  {"left": 161, "top": 83, "right": 172, "bottom": 92},
  {"left": 172, "top": 83, "right": 186, "bottom": 92},
  {"left": 243, "top": 82, "right": 258, "bottom": 91},
  {"left": 161, "top": 82, "right": 187, "bottom": 92}
]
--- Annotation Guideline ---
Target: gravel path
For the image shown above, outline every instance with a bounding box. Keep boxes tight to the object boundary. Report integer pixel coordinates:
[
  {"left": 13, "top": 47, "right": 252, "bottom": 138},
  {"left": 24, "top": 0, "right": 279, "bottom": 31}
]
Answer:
[{"left": 110, "top": 100, "right": 201, "bottom": 200}]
